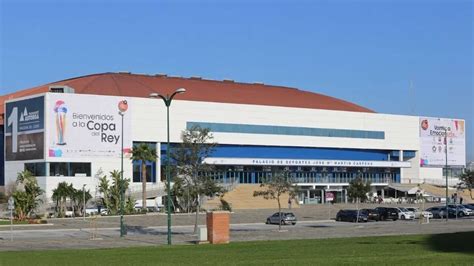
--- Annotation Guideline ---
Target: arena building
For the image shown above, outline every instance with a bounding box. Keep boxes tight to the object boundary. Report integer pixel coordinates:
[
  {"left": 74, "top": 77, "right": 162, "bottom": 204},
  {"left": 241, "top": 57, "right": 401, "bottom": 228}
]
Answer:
[{"left": 0, "top": 72, "right": 467, "bottom": 205}]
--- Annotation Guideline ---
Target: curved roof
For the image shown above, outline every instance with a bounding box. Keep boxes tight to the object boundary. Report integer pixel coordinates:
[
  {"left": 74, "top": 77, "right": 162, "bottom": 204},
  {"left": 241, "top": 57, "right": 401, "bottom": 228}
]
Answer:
[{"left": 0, "top": 72, "right": 374, "bottom": 124}]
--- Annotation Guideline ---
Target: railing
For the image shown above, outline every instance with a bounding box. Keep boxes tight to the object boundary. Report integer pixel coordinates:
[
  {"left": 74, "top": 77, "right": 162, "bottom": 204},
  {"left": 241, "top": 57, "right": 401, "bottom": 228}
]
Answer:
[
  {"left": 406, "top": 178, "right": 460, "bottom": 187},
  {"left": 293, "top": 176, "right": 394, "bottom": 184}
]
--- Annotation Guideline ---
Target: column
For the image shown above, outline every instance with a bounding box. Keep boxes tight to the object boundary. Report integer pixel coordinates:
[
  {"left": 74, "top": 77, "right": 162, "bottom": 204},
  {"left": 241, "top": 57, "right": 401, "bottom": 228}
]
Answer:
[
  {"left": 381, "top": 188, "right": 385, "bottom": 199},
  {"left": 321, "top": 189, "right": 325, "bottom": 204},
  {"left": 399, "top": 150, "right": 404, "bottom": 183},
  {"left": 344, "top": 189, "right": 348, "bottom": 204}
]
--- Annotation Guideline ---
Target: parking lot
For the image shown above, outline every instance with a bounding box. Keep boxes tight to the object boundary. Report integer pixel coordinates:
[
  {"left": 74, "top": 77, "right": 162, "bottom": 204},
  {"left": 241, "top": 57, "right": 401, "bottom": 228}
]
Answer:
[{"left": 1, "top": 204, "right": 473, "bottom": 251}]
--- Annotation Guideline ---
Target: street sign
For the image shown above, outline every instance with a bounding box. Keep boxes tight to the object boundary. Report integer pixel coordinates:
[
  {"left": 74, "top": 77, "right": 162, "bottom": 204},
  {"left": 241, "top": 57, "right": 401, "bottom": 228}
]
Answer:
[{"left": 8, "top": 197, "right": 15, "bottom": 210}]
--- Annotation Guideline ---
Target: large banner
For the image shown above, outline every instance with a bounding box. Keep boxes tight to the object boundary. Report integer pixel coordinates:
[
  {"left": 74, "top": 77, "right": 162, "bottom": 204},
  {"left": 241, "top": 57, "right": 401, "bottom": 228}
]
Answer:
[
  {"left": 46, "top": 94, "right": 132, "bottom": 158},
  {"left": 5, "top": 96, "right": 45, "bottom": 160},
  {"left": 419, "top": 117, "right": 466, "bottom": 167}
]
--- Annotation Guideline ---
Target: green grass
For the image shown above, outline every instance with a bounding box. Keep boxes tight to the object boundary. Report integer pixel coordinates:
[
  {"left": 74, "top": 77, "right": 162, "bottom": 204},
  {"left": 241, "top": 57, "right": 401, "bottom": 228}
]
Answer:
[
  {"left": 2, "top": 232, "right": 473, "bottom": 265},
  {"left": 0, "top": 220, "right": 30, "bottom": 225}
]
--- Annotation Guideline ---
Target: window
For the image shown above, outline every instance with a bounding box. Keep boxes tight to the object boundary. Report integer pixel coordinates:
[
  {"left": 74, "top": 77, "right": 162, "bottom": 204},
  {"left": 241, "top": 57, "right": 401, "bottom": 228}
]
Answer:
[
  {"left": 49, "top": 162, "right": 91, "bottom": 176},
  {"left": 187, "top": 122, "right": 385, "bottom": 140},
  {"left": 133, "top": 162, "right": 154, "bottom": 183},
  {"left": 25, "top": 163, "right": 46, "bottom": 176},
  {"left": 70, "top": 163, "right": 91, "bottom": 176},
  {"left": 50, "top": 163, "right": 68, "bottom": 176},
  {"left": 132, "top": 142, "right": 157, "bottom": 183}
]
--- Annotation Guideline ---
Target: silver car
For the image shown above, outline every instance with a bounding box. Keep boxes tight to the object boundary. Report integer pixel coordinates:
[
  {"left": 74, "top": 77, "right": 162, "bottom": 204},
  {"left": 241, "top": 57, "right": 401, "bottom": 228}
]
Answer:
[{"left": 266, "top": 212, "right": 297, "bottom": 225}]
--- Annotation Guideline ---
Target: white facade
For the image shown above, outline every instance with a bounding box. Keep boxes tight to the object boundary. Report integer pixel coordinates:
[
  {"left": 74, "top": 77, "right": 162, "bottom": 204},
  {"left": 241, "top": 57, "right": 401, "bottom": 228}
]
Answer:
[{"left": 3, "top": 92, "right": 464, "bottom": 200}]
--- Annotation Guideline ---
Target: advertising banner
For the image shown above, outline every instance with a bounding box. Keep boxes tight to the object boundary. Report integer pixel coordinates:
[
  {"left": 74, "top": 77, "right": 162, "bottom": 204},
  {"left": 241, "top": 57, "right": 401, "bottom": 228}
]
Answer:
[
  {"left": 46, "top": 94, "right": 132, "bottom": 159},
  {"left": 5, "top": 96, "right": 45, "bottom": 160},
  {"left": 419, "top": 117, "right": 466, "bottom": 167}
]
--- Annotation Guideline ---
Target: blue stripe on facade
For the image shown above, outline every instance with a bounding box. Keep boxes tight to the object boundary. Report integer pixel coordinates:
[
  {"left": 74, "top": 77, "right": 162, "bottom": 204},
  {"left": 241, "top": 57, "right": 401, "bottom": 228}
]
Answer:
[
  {"left": 162, "top": 144, "right": 391, "bottom": 161},
  {"left": 187, "top": 122, "right": 385, "bottom": 140}
]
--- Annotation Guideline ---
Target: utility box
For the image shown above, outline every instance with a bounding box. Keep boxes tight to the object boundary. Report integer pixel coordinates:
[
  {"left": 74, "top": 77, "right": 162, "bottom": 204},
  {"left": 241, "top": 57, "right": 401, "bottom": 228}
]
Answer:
[
  {"left": 206, "top": 211, "right": 230, "bottom": 244},
  {"left": 198, "top": 227, "right": 208, "bottom": 243}
]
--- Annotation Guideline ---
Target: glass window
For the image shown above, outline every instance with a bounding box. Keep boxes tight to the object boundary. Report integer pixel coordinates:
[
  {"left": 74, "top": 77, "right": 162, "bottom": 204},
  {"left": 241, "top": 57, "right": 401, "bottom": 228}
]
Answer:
[
  {"left": 132, "top": 142, "right": 157, "bottom": 183},
  {"left": 25, "top": 163, "right": 46, "bottom": 176},
  {"left": 50, "top": 163, "right": 68, "bottom": 176},
  {"left": 70, "top": 163, "right": 91, "bottom": 176}
]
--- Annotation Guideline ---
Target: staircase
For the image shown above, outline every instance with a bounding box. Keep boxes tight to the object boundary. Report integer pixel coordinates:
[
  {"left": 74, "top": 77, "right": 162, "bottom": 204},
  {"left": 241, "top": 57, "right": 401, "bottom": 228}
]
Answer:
[
  {"left": 204, "top": 184, "right": 299, "bottom": 210},
  {"left": 420, "top": 184, "right": 473, "bottom": 203}
]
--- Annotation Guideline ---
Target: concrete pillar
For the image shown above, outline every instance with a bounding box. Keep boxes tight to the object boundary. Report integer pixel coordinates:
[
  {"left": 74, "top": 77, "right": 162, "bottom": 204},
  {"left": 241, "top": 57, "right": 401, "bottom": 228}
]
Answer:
[
  {"left": 381, "top": 188, "right": 385, "bottom": 199},
  {"left": 321, "top": 189, "right": 325, "bottom": 204},
  {"left": 306, "top": 189, "right": 310, "bottom": 204},
  {"left": 344, "top": 189, "right": 348, "bottom": 203},
  {"left": 399, "top": 150, "right": 404, "bottom": 183}
]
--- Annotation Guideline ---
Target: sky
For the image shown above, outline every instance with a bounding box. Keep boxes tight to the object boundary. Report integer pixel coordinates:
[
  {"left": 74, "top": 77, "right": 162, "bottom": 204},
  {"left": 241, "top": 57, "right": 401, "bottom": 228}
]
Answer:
[{"left": 0, "top": 0, "right": 473, "bottom": 161}]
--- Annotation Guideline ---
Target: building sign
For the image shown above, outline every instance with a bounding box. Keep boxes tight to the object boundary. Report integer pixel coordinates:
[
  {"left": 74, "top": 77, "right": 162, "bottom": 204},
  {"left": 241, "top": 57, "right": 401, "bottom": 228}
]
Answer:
[
  {"left": 202, "top": 158, "right": 411, "bottom": 168},
  {"left": 46, "top": 93, "right": 132, "bottom": 158},
  {"left": 419, "top": 117, "right": 466, "bottom": 167},
  {"left": 325, "top": 192, "right": 335, "bottom": 202},
  {"left": 5, "top": 96, "right": 45, "bottom": 160}
]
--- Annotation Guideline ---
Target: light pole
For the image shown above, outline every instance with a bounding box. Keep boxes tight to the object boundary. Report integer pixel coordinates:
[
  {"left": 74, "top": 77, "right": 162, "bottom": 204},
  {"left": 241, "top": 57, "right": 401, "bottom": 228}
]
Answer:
[
  {"left": 118, "top": 100, "right": 129, "bottom": 237},
  {"left": 444, "top": 127, "right": 448, "bottom": 222},
  {"left": 150, "top": 88, "right": 186, "bottom": 245},
  {"left": 83, "top": 184, "right": 86, "bottom": 221}
]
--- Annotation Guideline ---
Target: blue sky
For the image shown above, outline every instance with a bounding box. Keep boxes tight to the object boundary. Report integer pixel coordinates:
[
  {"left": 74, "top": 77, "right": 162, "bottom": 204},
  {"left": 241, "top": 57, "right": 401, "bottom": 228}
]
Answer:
[{"left": 1, "top": 0, "right": 472, "bottom": 161}]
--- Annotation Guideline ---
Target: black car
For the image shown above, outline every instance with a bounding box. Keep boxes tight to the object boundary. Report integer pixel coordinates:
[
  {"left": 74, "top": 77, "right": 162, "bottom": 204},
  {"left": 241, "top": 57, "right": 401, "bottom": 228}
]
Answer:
[
  {"left": 336, "top": 209, "right": 368, "bottom": 223},
  {"left": 361, "top": 208, "right": 381, "bottom": 221},
  {"left": 374, "top": 207, "right": 399, "bottom": 221}
]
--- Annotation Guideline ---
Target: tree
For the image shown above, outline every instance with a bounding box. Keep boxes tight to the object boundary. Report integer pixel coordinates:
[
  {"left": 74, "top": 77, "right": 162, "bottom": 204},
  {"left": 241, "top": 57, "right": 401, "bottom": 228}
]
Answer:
[
  {"left": 12, "top": 170, "right": 44, "bottom": 220},
  {"left": 171, "top": 125, "right": 224, "bottom": 234},
  {"left": 347, "top": 177, "right": 371, "bottom": 223},
  {"left": 52, "top": 182, "right": 73, "bottom": 218},
  {"left": 70, "top": 187, "right": 92, "bottom": 217},
  {"left": 458, "top": 170, "right": 474, "bottom": 200},
  {"left": 98, "top": 170, "right": 131, "bottom": 215},
  {"left": 253, "top": 170, "right": 297, "bottom": 231},
  {"left": 347, "top": 177, "right": 371, "bottom": 203},
  {"left": 130, "top": 143, "right": 157, "bottom": 210}
]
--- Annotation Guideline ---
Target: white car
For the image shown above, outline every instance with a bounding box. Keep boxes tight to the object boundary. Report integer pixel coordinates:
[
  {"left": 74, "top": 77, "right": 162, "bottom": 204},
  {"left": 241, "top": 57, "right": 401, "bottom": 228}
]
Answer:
[
  {"left": 405, "top": 207, "right": 433, "bottom": 219},
  {"left": 396, "top": 207, "right": 415, "bottom": 220}
]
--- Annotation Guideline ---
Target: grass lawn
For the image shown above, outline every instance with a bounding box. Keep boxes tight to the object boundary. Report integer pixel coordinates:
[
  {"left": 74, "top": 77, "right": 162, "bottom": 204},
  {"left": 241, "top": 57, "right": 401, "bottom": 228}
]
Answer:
[
  {"left": 0, "top": 220, "right": 30, "bottom": 225},
  {"left": 2, "top": 232, "right": 473, "bottom": 265}
]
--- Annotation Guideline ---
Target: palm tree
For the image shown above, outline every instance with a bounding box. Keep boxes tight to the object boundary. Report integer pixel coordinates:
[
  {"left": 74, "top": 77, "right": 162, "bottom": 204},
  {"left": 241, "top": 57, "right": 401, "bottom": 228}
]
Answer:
[
  {"left": 130, "top": 143, "right": 157, "bottom": 210},
  {"left": 52, "top": 182, "right": 73, "bottom": 217},
  {"left": 13, "top": 170, "right": 44, "bottom": 220}
]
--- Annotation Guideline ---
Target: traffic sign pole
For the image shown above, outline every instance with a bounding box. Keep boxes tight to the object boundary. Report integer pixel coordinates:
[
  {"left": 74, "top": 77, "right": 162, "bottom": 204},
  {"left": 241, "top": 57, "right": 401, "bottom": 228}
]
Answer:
[{"left": 8, "top": 197, "right": 14, "bottom": 242}]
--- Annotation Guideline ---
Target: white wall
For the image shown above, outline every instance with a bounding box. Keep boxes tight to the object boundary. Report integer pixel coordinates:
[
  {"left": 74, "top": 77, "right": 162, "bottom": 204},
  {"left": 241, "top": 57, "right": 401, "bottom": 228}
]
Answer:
[{"left": 132, "top": 98, "right": 421, "bottom": 151}]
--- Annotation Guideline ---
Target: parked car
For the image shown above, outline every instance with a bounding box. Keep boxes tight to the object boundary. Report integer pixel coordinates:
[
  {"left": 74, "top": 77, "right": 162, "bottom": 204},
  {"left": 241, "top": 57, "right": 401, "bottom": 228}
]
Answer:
[
  {"left": 447, "top": 205, "right": 473, "bottom": 217},
  {"left": 395, "top": 207, "right": 415, "bottom": 220},
  {"left": 361, "top": 208, "right": 381, "bottom": 221},
  {"left": 266, "top": 212, "right": 297, "bottom": 225},
  {"left": 336, "top": 210, "right": 368, "bottom": 223},
  {"left": 461, "top": 204, "right": 474, "bottom": 212},
  {"left": 425, "top": 207, "right": 446, "bottom": 219},
  {"left": 374, "top": 207, "right": 398, "bottom": 221},
  {"left": 405, "top": 207, "right": 433, "bottom": 219}
]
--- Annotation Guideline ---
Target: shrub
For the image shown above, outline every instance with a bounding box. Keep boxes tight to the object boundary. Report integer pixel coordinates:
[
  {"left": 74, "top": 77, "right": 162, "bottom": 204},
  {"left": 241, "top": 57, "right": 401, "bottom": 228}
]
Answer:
[{"left": 220, "top": 198, "right": 232, "bottom": 212}]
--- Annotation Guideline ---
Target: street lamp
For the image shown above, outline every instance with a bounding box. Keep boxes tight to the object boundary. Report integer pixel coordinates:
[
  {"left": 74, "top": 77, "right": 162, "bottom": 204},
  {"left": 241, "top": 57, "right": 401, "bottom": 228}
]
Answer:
[
  {"left": 444, "top": 127, "right": 448, "bottom": 222},
  {"left": 150, "top": 88, "right": 186, "bottom": 245},
  {"left": 83, "top": 184, "right": 86, "bottom": 221},
  {"left": 118, "top": 100, "right": 129, "bottom": 237}
]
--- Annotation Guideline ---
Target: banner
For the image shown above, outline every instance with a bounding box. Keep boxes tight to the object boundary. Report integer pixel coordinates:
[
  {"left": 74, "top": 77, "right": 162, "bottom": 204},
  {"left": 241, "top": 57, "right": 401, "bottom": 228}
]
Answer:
[
  {"left": 419, "top": 117, "right": 466, "bottom": 167},
  {"left": 5, "top": 96, "right": 45, "bottom": 160},
  {"left": 202, "top": 157, "right": 411, "bottom": 168},
  {"left": 46, "top": 94, "right": 132, "bottom": 158}
]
